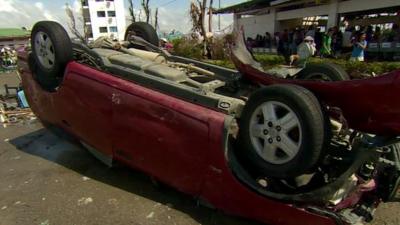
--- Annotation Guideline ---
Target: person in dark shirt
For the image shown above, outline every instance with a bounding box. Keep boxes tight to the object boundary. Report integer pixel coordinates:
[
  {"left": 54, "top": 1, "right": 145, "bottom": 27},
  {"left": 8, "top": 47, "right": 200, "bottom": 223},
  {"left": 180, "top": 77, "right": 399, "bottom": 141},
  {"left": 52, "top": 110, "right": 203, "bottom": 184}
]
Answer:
[{"left": 332, "top": 26, "right": 343, "bottom": 58}]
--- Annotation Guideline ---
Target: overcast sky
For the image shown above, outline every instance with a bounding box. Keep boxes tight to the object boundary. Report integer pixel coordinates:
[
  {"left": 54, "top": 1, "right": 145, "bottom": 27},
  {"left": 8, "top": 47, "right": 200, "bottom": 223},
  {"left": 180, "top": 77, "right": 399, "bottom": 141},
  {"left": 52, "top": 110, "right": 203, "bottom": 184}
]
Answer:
[{"left": 0, "top": 0, "right": 242, "bottom": 32}]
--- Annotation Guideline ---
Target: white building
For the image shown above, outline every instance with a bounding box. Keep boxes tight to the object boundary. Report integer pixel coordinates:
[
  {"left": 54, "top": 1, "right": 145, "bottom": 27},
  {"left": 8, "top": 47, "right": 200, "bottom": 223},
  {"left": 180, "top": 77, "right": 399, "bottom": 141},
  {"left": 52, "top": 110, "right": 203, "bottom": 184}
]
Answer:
[
  {"left": 216, "top": 0, "right": 400, "bottom": 39},
  {"left": 81, "top": 0, "right": 127, "bottom": 41}
]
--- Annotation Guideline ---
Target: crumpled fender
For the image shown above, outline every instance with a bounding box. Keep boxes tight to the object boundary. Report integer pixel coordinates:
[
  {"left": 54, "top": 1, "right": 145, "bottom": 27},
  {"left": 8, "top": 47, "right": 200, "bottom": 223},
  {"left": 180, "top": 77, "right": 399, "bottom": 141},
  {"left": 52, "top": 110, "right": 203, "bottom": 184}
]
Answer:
[{"left": 230, "top": 27, "right": 400, "bottom": 136}]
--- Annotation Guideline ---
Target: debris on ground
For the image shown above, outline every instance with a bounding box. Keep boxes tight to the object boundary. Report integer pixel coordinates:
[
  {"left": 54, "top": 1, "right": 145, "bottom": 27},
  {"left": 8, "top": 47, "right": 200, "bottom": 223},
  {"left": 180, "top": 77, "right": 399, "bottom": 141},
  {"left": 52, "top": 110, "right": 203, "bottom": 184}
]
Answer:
[
  {"left": 0, "top": 86, "right": 36, "bottom": 127},
  {"left": 77, "top": 197, "right": 93, "bottom": 206},
  {"left": 146, "top": 211, "right": 155, "bottom": 219},
  {"left": 0, "top": 107, "right": 36, "bottom": 127},
  {"left": 39, "top": 220, "right": 50, "bottom": 225}
]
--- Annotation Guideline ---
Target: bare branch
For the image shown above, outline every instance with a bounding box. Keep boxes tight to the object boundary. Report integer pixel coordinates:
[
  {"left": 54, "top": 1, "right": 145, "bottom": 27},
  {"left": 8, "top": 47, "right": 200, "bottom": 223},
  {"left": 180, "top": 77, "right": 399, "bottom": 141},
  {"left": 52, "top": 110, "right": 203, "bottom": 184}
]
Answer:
[
  {"left": 128, "top": 0, "right": 136, "bottom": 23},
  {"left": 141, "top": 0, "right": 151, "bottom": 23},
  {"left": 154, "top": 8, "right": 159, "bottom": 29},
  {"left": 209, "top": 0, "right": 213, "bottom": 32},
  {"left": 65, "top": 3, "right": 86, "bottom": 43}
]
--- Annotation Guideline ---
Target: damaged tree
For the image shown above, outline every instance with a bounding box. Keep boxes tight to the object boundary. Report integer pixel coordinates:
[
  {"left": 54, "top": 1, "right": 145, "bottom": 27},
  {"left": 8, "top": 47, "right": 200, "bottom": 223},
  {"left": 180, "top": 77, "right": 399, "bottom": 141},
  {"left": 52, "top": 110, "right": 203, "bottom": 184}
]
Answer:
[
  {"left": 189, "top": 0, "right": 208, "bottom": 58},
  {"left": 208, "top": 0, "right": 213, "bottom": 33},
  {"left": 128, "top": 0, "right": 136, "bottom": 23},
  {"left": 141, "top": 0, "right": 151, "bottom": 24},
  {"left": 65, "top": 3, "right": 87, "bottom": 44},
  {"left": 154, "top": 8, "right": 159, "bottom": 30}
]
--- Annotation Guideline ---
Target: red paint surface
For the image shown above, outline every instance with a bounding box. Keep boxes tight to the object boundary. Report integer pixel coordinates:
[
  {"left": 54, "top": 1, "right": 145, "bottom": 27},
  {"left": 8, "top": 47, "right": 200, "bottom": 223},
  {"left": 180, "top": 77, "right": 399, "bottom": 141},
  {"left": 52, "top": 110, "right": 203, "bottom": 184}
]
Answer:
[
  {"left": 19, "top": 51, "right": 340, "bottom": 225},
  {"left": 232, "top": 56, "right": 400, "bottom": 136}
]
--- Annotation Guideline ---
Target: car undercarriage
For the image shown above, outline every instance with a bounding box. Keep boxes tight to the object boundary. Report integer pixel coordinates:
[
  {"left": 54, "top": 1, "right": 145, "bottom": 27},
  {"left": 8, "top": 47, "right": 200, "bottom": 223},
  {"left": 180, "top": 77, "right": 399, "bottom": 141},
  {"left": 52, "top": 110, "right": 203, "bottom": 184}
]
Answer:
[{"left": 20, "top": 21, "right": 400, "bottom": 225}]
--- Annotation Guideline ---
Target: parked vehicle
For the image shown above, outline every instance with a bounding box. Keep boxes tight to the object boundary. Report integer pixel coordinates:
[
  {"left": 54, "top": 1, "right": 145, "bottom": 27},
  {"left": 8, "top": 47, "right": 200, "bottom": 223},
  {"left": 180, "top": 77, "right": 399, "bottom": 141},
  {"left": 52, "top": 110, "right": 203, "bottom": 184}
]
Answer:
[{"left": 18, "top": 21, "right": 400, "bottom": 225}]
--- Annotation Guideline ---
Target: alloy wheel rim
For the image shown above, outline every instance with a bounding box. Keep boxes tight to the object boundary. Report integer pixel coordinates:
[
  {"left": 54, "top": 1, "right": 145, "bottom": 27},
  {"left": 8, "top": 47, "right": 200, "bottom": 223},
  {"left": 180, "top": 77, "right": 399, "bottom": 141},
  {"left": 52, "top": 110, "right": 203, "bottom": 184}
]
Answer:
[
  {"left": 34, "top": 31, "right": 55, "bottom": 69},
  {"left": 249, "top": 101, "right": 302, "bottom": 164}
]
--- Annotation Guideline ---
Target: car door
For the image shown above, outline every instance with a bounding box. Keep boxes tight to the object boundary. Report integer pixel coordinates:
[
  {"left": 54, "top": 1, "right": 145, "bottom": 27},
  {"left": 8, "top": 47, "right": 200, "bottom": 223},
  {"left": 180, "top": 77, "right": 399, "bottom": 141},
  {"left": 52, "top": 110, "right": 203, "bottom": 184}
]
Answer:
[
  {"left": 55, "top": 63, "right": 114, "bottom": 158},
  {"left": 111, "top": 80, "right": 213, "bottom": 195}
]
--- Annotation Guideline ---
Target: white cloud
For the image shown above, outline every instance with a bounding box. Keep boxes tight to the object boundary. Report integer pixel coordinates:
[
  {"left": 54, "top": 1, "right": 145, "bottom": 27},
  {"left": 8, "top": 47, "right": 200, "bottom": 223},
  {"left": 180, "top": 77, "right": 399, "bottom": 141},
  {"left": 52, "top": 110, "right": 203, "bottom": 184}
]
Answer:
[
  {"left": 0, "top": 0, "right": 233, "bottom": 37},
  {"left": 0, "top": 0, "right": 19, "bottom": 12},
  {"left": 34, "top": 2, "right": 44, "bottom": 10},
  {"left": 155, "top": 6, "right": 233, "bottom": 34},
  {"left": 0, "top": 0, "right": 70, "bottom": 29},
  {"left": 157, "top": 6, "right": 191, "bottom": 32},
  {"left": 72, "top": 0, "right": 82, "bottom": 13}
]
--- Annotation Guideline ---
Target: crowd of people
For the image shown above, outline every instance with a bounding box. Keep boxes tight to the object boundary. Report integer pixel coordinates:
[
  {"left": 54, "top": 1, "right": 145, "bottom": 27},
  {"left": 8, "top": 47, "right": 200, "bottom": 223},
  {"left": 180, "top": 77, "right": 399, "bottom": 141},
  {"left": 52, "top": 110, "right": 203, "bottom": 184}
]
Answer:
[{"left": 246, "top": 23, "right": 400, "bottom": 62}]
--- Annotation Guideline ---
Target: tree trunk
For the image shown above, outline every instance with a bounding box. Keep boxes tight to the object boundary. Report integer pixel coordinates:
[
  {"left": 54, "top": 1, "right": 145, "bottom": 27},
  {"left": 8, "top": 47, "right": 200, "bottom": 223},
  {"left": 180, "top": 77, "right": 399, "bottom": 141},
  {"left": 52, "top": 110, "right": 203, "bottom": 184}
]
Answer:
[
  {"left": 208, "top": 0, "right": 213, "bottom": 33},
  {"left": 129, "top": 0, "right": 136, "bottom": 23},
  {"left": 141, "top": 0, "right": 151, "bottom": 23},
  {"left": 65, "top": 3, "right": 86, "bottom": 43},
  {"left": 200, "top": 0, "right": 207, "bottom": 58},
  {"left": 154, "top": 8, "right": 159, "bottom": 29}
]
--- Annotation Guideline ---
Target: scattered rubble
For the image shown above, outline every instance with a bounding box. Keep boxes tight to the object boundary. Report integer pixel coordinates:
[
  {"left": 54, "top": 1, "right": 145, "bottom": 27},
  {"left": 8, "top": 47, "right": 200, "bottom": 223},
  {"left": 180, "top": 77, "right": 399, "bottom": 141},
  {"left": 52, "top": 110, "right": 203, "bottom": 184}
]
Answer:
[
  {"left": 0, "top": 107, "right": 36, "bottom": 127},
  {"left": 146, "top": 211, "right": 155, "bottom": 219},
  {"left": 39, "top": 220, "right": 50, "bottom": 225},
  {"left": 0, "top": 86, "right": 36, "bottom": 127},
  {"left": 77, "top": 197, "right": 93, "bottom": 206}
]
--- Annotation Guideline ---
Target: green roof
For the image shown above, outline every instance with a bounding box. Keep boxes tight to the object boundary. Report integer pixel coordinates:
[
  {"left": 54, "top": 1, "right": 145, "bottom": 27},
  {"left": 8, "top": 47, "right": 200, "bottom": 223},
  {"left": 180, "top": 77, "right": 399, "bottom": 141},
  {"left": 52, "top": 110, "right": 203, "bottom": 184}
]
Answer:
[
  {"left": 215, "top": 0, "right": 275, "bottom": 14},
  {"left": 0, "top": 28, "right": 30, "bottom": 38}
]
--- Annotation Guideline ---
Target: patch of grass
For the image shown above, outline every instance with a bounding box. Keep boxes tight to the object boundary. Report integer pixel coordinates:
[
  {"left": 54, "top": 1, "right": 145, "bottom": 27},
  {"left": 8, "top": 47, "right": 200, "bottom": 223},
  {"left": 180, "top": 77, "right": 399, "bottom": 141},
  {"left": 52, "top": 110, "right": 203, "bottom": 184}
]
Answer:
[
  {"left": 203, "top": 55, "right": 400, "bottom": 77},
  {"left": 171, "top": 36, "right": 400, "bottom": 76},
  {"left": 202, "top": 59, "right": 235, "bottom": 69},
  {"left": 309, "top": 58, "right": 400, "bottom": 76},
  {"left": 254, "top": 54, "right": 285, "bottom": 68}
]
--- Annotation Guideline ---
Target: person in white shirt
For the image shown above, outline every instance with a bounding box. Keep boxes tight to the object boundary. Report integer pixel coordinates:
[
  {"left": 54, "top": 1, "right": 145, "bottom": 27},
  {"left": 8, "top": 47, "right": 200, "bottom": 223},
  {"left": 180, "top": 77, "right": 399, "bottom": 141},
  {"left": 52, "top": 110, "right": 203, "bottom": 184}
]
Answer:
[{"left": 290, "top": 36, "right": 316, "bottom": 67}]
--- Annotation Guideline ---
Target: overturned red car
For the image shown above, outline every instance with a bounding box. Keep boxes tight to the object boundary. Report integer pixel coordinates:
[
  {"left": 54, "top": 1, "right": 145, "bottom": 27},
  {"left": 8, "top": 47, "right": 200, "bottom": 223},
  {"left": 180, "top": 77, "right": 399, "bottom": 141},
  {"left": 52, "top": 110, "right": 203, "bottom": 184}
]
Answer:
[{"left": 18, "top": 21, "right": 400, "bottom": 225}]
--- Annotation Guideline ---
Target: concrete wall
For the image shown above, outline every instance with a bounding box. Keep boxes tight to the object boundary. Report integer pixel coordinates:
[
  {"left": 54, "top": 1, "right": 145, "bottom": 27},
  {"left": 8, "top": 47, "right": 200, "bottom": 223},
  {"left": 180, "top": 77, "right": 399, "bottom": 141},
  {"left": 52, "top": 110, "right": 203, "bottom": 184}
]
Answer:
[
  {"left": 236, "top": 0, "right": 400, "bottom": 36},
  {"left": 338, "top": 0, "right": 400, "bottom": 14},
  {"left": 87, "top": 0, "right": 126, "bottom": 41},
  {"left": 237, "top": 9, "right": 278, "bottom": 38}
]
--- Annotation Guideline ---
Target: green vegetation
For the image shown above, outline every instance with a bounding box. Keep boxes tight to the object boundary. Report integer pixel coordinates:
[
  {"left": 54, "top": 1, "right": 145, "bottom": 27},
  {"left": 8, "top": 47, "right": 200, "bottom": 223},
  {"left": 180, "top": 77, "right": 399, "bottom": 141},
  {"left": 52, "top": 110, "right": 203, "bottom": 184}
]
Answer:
[
  {"left": 172, "top": 37, "right": 400, "bottom": 77},
  {"left": 172, "top": 38, "right": 204, "bottom": 60},
  {"left": 0, "top": 28, "right": 30, "bottom": 38},
  {"left": 309, "top": 58, "right": 400, "bottom": 77}
]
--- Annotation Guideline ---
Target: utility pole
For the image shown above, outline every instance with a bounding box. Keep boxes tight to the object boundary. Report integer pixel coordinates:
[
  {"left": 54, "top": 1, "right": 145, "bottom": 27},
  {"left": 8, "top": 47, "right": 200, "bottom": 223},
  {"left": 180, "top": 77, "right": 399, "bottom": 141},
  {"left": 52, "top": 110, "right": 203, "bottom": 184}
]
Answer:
[{"left": 218, "top": 0, "right": 221, "bottom": 30}]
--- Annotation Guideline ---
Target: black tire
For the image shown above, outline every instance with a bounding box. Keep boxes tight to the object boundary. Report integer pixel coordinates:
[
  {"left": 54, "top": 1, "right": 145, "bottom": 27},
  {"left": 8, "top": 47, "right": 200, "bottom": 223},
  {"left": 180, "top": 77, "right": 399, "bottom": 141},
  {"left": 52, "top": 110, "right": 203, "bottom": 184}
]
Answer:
[
  {"left": 125, "top": 22, "right": 159, "bottom": 46},
  {"left": 237, "top": 84, "right": 326, "bottom": 178},
  {"left": 31, "top": 21, "right": 72, "bottom": 91},
  {"left": 380, "top": 142, "right": 400, "bottom": 202},
  {"left": 296, "top": 62, "right": 350, "bottom": 81}
]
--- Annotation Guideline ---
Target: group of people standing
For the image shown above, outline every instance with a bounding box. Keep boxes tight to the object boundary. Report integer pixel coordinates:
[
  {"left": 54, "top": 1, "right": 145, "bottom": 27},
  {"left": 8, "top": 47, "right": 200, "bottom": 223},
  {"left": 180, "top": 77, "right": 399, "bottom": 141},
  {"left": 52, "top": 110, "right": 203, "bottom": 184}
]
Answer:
[
  {"left": 274, "top": 25, "right": 367, "bottom": 61},
  {"left": 247, "top": 23, "right": 400, "bottom": 63}
]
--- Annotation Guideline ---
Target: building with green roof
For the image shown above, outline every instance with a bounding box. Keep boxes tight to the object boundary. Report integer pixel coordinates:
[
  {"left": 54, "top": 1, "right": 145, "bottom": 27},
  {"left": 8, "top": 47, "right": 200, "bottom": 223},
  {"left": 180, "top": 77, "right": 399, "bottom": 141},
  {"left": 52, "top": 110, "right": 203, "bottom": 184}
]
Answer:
[{"left": 0, "top": 28, "right": 30, "bottom": 50}]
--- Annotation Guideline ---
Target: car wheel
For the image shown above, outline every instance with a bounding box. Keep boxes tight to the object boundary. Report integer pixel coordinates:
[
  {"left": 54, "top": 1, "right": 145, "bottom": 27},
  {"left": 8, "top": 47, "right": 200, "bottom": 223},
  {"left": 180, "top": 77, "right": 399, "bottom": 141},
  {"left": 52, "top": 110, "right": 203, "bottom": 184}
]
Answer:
[
  {"left": 125, "top": 22, "right": 159, "bottom": 46},
  {"left": 31, "top": 21, "right": 73, "bottom": 91},
  {"left": 380, "top": 142, "right": 400, "bottom": 202},
  {"left": 296, "top": 62, "right": 350, "bottom": 81},
  {"left": 237, "top": 84, "right": 326, "bottom": 178}
]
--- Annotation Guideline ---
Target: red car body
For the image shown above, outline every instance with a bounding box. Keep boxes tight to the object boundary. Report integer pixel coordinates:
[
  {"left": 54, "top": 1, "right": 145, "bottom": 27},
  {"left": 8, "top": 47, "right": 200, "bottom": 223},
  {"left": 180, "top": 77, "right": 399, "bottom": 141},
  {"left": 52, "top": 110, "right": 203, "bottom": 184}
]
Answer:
[
  {"left": 18, "top": 50, "right": 344, "bottom": 225},
  {"left": 232, "top": 56, "right": 400, "bottom": 136}
]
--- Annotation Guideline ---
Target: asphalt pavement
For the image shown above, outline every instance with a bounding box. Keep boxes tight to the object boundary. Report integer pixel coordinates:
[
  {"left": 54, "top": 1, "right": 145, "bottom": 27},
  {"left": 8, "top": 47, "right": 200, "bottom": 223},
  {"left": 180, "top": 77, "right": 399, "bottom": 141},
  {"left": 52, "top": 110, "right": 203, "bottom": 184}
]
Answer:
[{"left": 0, "top": 72, "right": 399, "bottom": 225}]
